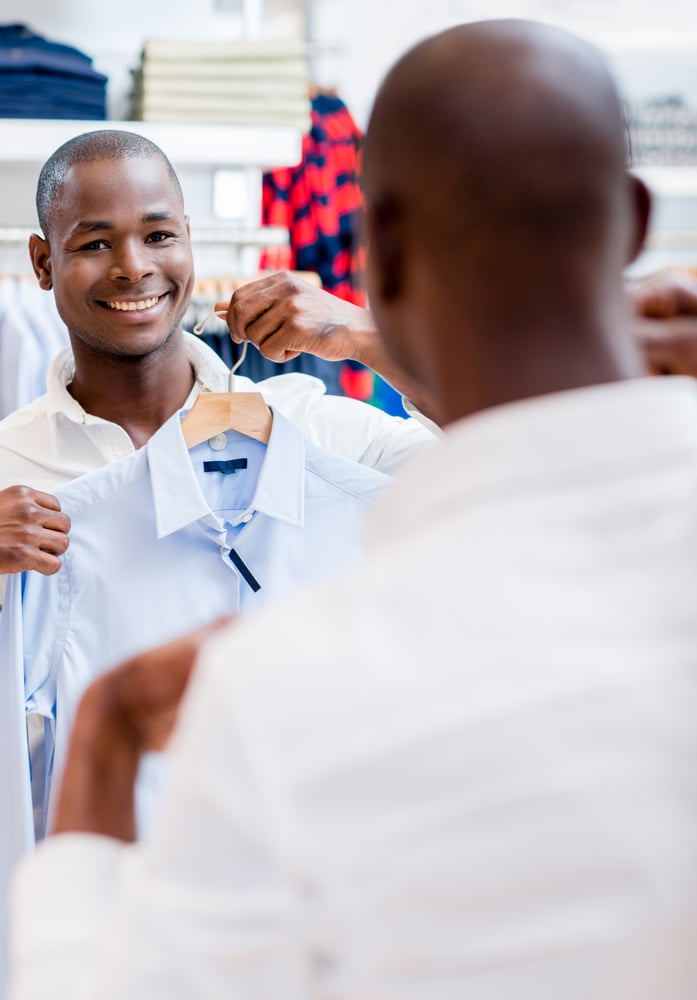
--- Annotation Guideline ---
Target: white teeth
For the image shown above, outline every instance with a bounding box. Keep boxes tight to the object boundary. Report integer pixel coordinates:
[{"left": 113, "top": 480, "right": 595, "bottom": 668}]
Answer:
[{"left": 107, "top": 296, "right": 159, "bottom": 311}]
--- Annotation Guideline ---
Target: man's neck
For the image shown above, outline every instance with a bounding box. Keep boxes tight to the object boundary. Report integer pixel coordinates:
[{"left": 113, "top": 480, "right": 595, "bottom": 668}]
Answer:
[
  {"left": 68, "top": 336, "right": 197, "bottom": 449},
  {"left": 434, "top": 299, "right": 647, "bottom": 428}
]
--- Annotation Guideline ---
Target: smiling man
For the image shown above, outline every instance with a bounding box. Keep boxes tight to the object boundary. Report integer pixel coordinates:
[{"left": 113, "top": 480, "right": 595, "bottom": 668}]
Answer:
[
  {"left": 0, "top": 131, "right": 436, "bottom": 602},
  {"left": 28, "top": 140, "right": 197, "bottom": 450},
  {"left": 0, "top": 129, "right": 432, "bottom": 494}
]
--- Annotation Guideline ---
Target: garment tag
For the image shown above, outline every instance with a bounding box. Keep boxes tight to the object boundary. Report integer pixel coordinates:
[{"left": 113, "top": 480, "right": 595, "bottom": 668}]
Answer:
[
  {"left": 228, "top": 548, "right": 261, "bottom": 592},
  {"left": 202, "top": 458, "right": 248, "bottom": 474}
]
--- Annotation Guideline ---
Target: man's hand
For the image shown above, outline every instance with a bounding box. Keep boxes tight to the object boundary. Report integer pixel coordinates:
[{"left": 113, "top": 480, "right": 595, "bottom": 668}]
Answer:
[
  {"left": 216, "top": 270, "right": 442, "bottom": 424},
  {"left": 628, "top": 269, "right": 697, "bottom": 377},
  {"left": 52, "top": 616, "right": 233, "bottom": 842},
  {"left": 216, "top": 270, "right": 379, "bottom": 365},
  {"left": 0, "top": 485, "right": 70, "bottom": 575}
]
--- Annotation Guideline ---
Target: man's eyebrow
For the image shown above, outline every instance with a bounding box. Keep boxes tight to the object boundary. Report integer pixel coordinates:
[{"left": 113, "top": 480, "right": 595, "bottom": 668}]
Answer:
[
  {"left": 70, "top": 220, "right": 113, "bottom": 234},
  {"left": 69, "top": 212, "right": 178, "bottom": 235},
  {"left": 142, "top": 211, "right": 178, "bottom": 224}
]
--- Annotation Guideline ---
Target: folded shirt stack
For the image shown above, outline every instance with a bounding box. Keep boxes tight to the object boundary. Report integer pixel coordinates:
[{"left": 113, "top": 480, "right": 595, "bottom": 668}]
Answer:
[
  {"left": 0, "top": 23, "right": 107, "bottom": 119},
  {"left": 131, "top": 37, "right": 310, "bottom": 130}
]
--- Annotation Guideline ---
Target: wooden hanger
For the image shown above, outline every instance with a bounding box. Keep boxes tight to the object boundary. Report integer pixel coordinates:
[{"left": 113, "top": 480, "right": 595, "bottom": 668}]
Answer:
[{"left": 181, "top": 313, "right": 272, "bottom": 449}]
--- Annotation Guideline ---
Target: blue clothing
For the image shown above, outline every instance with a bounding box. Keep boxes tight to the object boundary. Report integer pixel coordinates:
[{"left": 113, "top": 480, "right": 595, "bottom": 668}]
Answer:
[
  {"left": 0, "top": 405, "right": 389, "bottom": 857},
  {"left": 0, "top": 569, "right": 32, "bottom": 1000},
  {"left": 0, "top": 24, "right": 107, "bottom": 119}
]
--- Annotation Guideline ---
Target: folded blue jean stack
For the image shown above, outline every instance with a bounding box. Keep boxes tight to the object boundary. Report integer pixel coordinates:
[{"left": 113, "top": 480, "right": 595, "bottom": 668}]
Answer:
[{"left": 0, "top": 23, "right": 107, "bottom": 119}]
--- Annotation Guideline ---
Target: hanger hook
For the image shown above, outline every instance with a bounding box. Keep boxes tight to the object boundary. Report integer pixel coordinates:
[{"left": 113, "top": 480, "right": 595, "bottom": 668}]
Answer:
[{"left": 192, "top": 309, "right": 248, "bottom": 391}]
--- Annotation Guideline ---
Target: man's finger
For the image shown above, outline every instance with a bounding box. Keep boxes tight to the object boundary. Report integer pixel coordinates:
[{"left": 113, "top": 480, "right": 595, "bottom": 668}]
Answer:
[
  {"left": 39, "top": 527, "right": 70, "bottom": 556},
  {"left": 39, "top": 509, "right": 71, "bottom": 534},
  {"left": 22, "top": 549, "right": 64, "bottom": 576},
  {"left": 30, "top": 489, "right": 66, "bottom": 514}
]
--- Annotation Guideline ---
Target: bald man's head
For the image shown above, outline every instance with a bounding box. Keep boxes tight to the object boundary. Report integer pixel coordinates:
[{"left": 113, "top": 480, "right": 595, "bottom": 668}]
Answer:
[
  {"left": 362, "top": 19, "right": 649, "bottom": 423},
  {"left": 364, "top": 20, "right": 632, "bottom": 263}
]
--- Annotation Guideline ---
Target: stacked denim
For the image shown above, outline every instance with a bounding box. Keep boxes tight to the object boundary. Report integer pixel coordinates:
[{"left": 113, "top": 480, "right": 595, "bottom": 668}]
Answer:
[{"left": 0, "top": 23, "right": 107, "bottom": 119}]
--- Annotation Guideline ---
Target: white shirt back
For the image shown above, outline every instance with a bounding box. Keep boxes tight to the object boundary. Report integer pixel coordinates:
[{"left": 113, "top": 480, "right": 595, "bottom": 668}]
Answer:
[{"left": 14, "top": 376, "right": 697, "bottom": 999}]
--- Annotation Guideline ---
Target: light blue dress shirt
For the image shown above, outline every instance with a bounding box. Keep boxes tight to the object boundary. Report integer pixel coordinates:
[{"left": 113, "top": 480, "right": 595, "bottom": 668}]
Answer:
[
  {"left": 0, "top": 564, "right": 33, "bottom": 995},
  {"left": 0, "top": 406, "right": 390, "bottom": 876}
]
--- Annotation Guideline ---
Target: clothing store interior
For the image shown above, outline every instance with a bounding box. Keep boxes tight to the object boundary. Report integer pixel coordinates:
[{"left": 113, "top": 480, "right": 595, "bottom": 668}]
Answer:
[{"left": 1, "top": 1, "right": 697, "bottom": 998}]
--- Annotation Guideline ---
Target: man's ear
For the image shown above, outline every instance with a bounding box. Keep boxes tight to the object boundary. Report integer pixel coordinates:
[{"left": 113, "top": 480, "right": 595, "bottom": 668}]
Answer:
[
  {"left": 29, "top": 233, "right": 53, "bottom": 290},
  {"left": 626, "top": 174, "right": 652, "bottom": 265},
  {"left": 366, "top": 197, "right": 404, "bottom": 303}
]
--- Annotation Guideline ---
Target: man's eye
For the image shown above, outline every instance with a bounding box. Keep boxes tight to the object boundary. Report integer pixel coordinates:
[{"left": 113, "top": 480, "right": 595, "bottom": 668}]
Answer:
[
  {"left": 80, "top": 239, "right": 109, "bottom": 251},
  {"left": 148, "top": 231, "right": 173, "bottom": 243}
]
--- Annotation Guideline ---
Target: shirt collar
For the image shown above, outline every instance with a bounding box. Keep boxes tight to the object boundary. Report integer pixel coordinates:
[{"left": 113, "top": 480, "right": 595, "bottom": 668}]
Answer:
[
  {"left": 146, "top": 412, "right": 214, "bottom": 537},
  {"left": 147, "top": 405, "right": 306, "bottom": 539},
  {"left": 248, "top": 407, "right": 305, "bottom": 526},
  {"left": 44, "top": 347, "right": 86, "bottom": 420},
  {"left": 365, "top": 376, "right": 697, "bottom": 548},
  {"left": 43, "top": 333, "right": 233, "bottom": 419}
]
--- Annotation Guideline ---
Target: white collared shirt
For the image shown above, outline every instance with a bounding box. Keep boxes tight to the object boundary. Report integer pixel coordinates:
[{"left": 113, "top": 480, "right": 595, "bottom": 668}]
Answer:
[
  {"left": 0, "top": 333, "right": 434, "bottom": 494},
  {"left": 0, "top": 332, "right": 434, "bottom": 618},
  {"left": 11, "top": 376, "right": 697, "bottom": 1000}
]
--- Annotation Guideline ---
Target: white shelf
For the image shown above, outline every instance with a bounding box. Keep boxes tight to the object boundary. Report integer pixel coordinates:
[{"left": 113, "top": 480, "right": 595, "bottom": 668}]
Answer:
[
  {"left": 633, "top": 166, "right": 697, "bottom": 198},
  {"left": 0, "top": 119, "right": 302, "bottom": 170},
  {"left": 594, "top": 30, "right": 697, "bottom": 52}
]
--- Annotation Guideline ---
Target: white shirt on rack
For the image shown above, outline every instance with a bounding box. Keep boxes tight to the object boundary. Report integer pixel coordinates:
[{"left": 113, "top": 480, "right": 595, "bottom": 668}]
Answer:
[
  {"left": 10, "top": 375, "right": 697, "bottom": 1000},
  {"left": 0, "top": 279, "right": 69, "bottom": 419}
]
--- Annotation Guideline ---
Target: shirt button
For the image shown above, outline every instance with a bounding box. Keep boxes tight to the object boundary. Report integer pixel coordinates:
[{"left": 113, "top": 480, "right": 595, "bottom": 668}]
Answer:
[
  {"left": 241, "top": 512, "right": 253, "bottom": 523},
  {"left": 208, "top": 433, "right": 228, "bottom": 451}
]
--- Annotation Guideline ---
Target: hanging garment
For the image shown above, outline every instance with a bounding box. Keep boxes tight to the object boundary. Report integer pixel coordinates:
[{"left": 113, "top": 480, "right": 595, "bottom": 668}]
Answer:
[
  {"left": 0, "top": 404, "right": 390, "bottom": 860},
  {"left": 242, "top": 92, "right": 368, "bottom": 395},
  {"left": 260, "top": 91, "right": 366, "bottom": 306},
  {"left": 0, "top": 278, "right": 69, "bottom": 419},
  {"left": 257, "top": 92, "right": 407, "bottom": 411}
]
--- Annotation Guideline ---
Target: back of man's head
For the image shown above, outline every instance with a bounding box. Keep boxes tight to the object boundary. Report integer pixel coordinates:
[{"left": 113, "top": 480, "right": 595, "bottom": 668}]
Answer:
[
  {"left": 362, "top": 20, "right": 649, "bottom": 423},
  {"left": 36, "top": 129, "right": 183, "bottom": 239}
]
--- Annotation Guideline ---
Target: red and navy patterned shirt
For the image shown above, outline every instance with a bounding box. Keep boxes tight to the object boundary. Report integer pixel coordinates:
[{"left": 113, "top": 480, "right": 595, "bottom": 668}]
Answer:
[{"left": 260, "top": 91, "right": 366, "bottom": 307}]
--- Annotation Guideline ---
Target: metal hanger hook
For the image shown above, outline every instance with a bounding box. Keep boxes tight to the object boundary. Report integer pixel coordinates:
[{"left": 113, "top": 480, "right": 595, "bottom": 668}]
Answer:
[{"left": 192, "top": 309, "right": 248, "bottom": 391}]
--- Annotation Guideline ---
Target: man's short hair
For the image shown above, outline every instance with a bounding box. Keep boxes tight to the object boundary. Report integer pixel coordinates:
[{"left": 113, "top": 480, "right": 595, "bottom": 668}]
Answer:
[{"left": 36, "top": 129, "right": 184, "bottom": 237}]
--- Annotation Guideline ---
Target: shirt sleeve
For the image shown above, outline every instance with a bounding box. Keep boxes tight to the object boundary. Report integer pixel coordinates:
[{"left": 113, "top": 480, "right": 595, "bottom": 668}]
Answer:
[
  {"left": 254, "top": 372, "right": 438, "bottom": 475},
  {"left": 304, "top": 392, "right": 438, "bottom": 475},
  {"left": 10, "top": 835, "right": 128, "bottom": 1000},
  {"left": 9, "top": 632, "right": 309, "bottom": 1000}
]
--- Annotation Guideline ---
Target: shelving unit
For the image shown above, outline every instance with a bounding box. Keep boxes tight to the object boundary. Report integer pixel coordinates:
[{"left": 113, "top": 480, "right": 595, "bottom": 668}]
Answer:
[
  {"left": 0, "top": 119, "right": 302, "bottom": 170},
  {"left": 633, "top": 166, "right": 697, "bottom": 199}
]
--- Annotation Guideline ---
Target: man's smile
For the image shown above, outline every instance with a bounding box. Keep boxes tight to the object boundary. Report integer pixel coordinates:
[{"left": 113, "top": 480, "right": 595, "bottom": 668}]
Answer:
[{"left": 99, "top": 293, "right": 168, "bottom": 313}]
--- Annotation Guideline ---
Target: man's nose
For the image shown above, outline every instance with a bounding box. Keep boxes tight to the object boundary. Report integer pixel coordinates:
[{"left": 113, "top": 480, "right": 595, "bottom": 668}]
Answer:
[{"left": 109, "top": 240, "right": 154, "bottom": 282}]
